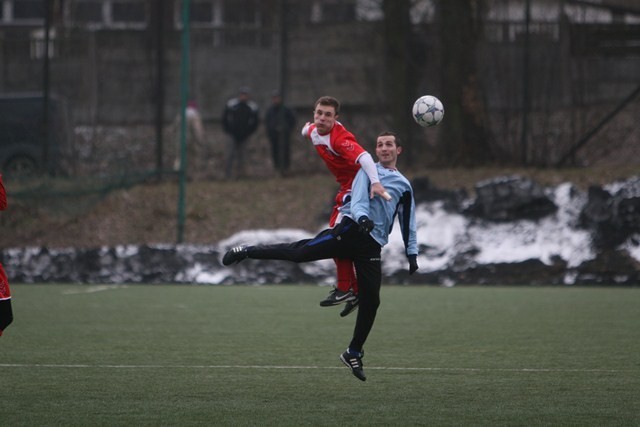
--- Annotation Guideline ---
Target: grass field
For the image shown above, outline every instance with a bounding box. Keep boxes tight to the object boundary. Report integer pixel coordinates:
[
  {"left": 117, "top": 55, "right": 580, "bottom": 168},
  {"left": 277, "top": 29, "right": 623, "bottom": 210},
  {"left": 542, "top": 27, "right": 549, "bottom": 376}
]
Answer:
[{"left": 1, "top": 284, "right": 639, "bottom": 426}]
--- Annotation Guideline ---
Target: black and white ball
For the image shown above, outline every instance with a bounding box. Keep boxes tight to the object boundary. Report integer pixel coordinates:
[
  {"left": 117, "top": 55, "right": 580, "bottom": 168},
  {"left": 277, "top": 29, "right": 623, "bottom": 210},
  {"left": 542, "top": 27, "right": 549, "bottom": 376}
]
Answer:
[{"left": 412, "top": 95, "right": 444, "bottom": 127}]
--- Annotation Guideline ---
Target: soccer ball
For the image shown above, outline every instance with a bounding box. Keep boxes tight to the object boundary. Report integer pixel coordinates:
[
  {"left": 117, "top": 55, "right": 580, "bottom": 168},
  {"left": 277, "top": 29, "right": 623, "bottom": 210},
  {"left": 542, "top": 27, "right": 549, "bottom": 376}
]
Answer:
[{"left": 412, "top": 95, "right": 444, "bottom": 127}]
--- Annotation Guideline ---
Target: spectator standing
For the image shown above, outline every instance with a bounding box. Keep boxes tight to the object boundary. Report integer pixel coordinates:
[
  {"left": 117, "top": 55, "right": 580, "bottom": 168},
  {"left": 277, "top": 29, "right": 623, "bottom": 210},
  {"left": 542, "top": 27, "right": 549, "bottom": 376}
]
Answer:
[
  {"left": 221, "top": 87, "right": 260, "bottom": 179},
  {"left": 265, "top": 91, "right": 296, "bottom": 176},
  {"left": 173, "top": 100, "right": 205, "bottom": 179},
  {"left": 0, "top": 173, "right": 14, "bottom": 337}
]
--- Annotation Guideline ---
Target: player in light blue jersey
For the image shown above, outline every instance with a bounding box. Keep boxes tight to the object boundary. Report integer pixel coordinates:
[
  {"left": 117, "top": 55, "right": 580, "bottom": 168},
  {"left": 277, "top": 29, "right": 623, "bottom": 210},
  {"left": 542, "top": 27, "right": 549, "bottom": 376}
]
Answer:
[
  {"left": 222, "top": 131, "right": 419, "bottom": 381},
  {"left": 340, "top": 136, "right": 418, "bottom": 257}
]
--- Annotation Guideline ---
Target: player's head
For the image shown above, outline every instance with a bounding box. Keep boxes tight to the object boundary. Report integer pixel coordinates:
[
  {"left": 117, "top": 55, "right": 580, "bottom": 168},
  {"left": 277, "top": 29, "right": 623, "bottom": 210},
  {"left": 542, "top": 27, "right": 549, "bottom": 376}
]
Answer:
[
  {"left": 313, "top": 96, "right": 340, "bottom": 135},
  {"left": 375, "top": 131, "right": 402, "bottom": 169},
  {"left": 377, "top": 131, "right": 402, "bottom": 146},
  {"left": 315, "top": 96, "right": 340, "bottom": 115}
]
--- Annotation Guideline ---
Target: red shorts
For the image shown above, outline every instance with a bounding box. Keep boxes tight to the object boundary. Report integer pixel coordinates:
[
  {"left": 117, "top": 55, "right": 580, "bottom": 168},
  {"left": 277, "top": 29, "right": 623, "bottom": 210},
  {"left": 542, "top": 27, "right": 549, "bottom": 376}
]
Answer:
[
  {"left": 329, "top": 190, "right": 351, "bottom": 228},
  {"left": 0, "top": 264, "right": 11, "bottom": 300}
]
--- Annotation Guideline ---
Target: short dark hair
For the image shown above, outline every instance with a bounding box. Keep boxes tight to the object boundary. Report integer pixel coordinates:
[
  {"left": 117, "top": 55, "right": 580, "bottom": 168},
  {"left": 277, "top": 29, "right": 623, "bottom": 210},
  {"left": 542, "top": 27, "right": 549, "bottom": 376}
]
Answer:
[
  {"left": 377, "top": 131, "right": 401, "bottom": 147},
  {"left": 315, "top": 96, "right": 340, "bottom": 115}
]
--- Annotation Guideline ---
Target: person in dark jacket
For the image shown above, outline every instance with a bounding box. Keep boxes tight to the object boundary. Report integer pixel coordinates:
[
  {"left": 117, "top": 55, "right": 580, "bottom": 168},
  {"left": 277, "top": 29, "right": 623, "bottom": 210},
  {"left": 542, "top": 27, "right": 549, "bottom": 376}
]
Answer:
[
  {"left": 265, "top": 91, "right": 296, "bottom": 176},
  {"left": 222, "top": 87, "right": 259, "bottom": 179}
]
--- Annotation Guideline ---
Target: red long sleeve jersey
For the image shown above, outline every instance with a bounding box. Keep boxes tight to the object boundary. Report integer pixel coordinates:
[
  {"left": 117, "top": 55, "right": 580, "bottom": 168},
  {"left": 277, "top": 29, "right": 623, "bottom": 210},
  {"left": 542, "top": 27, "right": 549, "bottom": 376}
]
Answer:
[
  {"left": 0, "top": 174, "right": 6, "bottom": 211},
  {"left": 0, "top": 174, "right": 10, "bottom": 302},
  {"left": 304, "top": 122, "right": 366, "bottom": 193}
]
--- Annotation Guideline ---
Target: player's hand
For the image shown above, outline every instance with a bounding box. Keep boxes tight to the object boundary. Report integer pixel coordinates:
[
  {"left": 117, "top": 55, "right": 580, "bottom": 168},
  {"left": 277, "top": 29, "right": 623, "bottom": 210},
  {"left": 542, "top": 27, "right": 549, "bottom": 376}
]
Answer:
[
  {"left": 370, "top": 182, "right": 392, "bottom": 201},
  {"left": 408, "top": 255, "right": 419, "bottom": 275},
  {"left": 357, "top": 216, "right": 374, "bottom": 234}
]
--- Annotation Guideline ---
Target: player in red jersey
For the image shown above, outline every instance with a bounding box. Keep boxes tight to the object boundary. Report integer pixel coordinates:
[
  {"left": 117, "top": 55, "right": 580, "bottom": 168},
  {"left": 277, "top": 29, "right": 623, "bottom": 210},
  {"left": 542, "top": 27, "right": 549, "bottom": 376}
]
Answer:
[
  {"left": 0, "top": 174, "right": 13, "bottom": 336},
  {"left": 302, "top": 96, "right": 390, "bottom": 316}
]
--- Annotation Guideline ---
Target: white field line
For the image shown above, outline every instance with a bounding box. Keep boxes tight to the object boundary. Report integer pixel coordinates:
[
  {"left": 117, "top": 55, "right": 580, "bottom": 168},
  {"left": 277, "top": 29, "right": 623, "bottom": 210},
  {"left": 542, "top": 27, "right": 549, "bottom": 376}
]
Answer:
[
  {"left": 0, "top": 363, "right": 636, "bottom": 373},
  {"left": 62, "top": 285, "right": 129, "bottom": 295}
]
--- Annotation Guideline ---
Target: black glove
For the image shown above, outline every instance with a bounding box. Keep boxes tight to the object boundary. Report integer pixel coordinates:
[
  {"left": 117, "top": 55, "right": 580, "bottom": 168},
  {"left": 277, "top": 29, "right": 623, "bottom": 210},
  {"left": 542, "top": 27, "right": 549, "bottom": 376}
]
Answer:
[
  {"left": 408, "top": 255, "right": 419, "bottom": 275},
  {"left": 357, "top": 216, "right": 374, "bottom": 234}
]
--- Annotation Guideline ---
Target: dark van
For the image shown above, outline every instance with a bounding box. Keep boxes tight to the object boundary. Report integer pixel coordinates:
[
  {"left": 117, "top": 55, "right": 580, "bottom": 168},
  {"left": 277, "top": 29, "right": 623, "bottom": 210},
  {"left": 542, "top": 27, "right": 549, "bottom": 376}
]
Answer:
[{"left": 0, "top": 93, "right": 68, "bottom": 177}]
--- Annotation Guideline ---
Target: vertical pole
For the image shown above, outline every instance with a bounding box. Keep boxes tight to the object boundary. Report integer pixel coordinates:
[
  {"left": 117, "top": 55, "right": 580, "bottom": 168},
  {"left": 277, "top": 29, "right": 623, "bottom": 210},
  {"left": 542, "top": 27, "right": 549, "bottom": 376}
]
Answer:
[
  {"left": 155, "top": 0, "right": 166, "bottom": 179},
  {"left": 520, "top": 0, "right": 531, "bottom": 165},
  {"left": 277, "top": 0, "right": 288, "bottom": 174},
  {"left": 177, "top": 0, "right": 191, "bottom": 243},
  {"left": 42, "top": 0, "right": 52, "bottom": 174}
]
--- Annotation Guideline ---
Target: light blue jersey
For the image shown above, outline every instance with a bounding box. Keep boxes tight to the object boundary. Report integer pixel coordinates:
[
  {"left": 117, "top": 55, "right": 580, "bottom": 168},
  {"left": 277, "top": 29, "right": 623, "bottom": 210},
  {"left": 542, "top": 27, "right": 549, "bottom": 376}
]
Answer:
[{"left": 341, "top": 163, "right": 418, "bottom": 255}]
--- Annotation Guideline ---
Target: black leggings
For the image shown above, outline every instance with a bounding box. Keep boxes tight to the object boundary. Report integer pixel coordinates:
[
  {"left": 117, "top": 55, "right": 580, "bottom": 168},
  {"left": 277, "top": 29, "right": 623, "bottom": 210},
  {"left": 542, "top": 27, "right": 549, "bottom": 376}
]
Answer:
[
  {"left": 0, "top": 299, "right": 13, "bottom": 333},
  {"left": 247, "top": 218, "right": 382, "bottom": 353}
]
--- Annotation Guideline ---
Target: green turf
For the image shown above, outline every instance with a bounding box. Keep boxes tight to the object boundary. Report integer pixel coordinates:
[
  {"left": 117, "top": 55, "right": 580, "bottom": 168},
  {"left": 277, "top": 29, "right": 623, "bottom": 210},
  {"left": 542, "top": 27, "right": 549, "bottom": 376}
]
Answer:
[{"left": 1, "top": 284, "right": 639, "bottom": 426}]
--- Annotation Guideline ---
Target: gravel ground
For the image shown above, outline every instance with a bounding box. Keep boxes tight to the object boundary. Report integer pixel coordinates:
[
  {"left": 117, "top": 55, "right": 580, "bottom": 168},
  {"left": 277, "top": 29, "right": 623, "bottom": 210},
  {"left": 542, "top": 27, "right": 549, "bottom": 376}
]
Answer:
[{"left": 2, "top": 164, "right": 639, "bottom": 249}]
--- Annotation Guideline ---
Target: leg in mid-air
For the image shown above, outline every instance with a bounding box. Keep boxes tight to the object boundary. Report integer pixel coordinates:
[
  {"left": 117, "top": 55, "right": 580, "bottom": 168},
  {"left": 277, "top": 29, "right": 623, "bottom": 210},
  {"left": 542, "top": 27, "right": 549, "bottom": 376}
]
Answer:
[
  {"left": 339, "top": 248, "right": 382, "bottom": 382},
  {"left": 338, "top": 259, "right": 359, "bottom": 317},
  {"left": 0, "top": 265, "right": 12, "bottom": 336},
  {"left": 319, "top": 258, "right": 357, "bottom": 307},
  {"left": 320, "top": 196, "right": 359, "bottom": 309},
  {"left": 339, "top": 292, "right": 359, "bottom": 317},
  {"left": 0, "top": 299, "right": 13, "bottom": 336},
  {"left": 222, "top": 218, "right": 383, "bottom": 381},
  {"left": 222, "top": 228, "right": 349, "bottom": 267}
]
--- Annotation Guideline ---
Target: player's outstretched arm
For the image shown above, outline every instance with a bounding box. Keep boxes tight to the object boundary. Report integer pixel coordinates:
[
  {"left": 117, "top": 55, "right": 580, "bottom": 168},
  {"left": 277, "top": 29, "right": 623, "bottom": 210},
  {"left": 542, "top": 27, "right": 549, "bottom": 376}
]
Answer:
[{"left": 358, "top": 153, "right": 391, "bottom": 201}]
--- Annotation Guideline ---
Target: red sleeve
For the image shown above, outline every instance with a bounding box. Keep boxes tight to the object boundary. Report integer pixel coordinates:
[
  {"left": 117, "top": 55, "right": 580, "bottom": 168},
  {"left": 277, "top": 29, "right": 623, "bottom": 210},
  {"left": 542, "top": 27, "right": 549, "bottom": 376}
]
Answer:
[
  {"left": 330, "top": 125, "right": 366, "bottom": 165},
  {"left": 0, "top": 175, "right": 7, "bottom": 211}
]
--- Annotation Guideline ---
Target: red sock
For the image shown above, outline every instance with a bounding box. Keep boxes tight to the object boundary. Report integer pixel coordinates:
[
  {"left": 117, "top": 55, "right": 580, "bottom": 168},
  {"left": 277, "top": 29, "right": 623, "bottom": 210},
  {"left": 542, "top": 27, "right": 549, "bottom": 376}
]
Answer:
[{"left": 334, "top": 258, "right": 357, "bottom": 294}]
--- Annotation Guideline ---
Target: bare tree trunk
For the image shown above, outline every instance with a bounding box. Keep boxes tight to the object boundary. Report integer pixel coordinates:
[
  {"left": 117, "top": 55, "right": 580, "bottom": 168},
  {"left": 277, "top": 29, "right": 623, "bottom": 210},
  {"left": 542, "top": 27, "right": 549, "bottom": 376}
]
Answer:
[
  {"left": 382, "top": 0, "right": 417, "bottom": 166},
  {"left": 436, "top": 0, "right": 495, "bottom": 166}
]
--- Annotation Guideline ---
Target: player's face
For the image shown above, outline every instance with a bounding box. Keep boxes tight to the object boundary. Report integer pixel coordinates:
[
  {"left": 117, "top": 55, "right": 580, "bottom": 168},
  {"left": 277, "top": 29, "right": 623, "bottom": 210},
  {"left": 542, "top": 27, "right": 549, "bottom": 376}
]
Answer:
[
  {"left": 313, "top": 104, "right": 337, "bottom": 135},
  {"left": 376, "top": 135, "right": 402, "bottom": 168}
]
